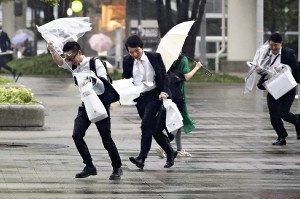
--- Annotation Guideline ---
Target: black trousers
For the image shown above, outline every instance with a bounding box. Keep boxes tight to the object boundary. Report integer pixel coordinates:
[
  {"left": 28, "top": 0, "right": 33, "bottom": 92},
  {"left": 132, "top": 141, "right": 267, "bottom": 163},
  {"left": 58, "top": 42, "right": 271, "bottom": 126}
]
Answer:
[
  {"left": 135, "top": 89, "right": 174, "bottom": 161},
  {"left": 72, "top": 104, "right": 122, "bottom": 168},
  {"left": 267, "top": 88, "right": 299, "bottom": 138},
  {"left": 0, "top": 54, "right": 14, "bottom": 73}
]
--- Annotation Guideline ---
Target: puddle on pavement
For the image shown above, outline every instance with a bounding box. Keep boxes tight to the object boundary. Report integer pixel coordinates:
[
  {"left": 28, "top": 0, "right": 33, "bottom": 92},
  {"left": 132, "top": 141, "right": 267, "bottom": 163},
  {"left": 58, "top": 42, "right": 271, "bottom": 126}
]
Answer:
[
  {"left": 0, "top": 143, "right": 27, "bottom": 148},
  {"left": 0, "top": 142, "right": 68, "bottom": 149}
]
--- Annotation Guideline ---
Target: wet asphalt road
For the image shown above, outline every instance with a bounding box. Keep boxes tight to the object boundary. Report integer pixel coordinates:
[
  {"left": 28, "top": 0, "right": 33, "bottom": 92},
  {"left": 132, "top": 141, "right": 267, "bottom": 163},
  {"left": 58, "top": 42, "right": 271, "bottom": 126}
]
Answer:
[{"left": 0, "top": 76, "right": 300, "bottom": 199}]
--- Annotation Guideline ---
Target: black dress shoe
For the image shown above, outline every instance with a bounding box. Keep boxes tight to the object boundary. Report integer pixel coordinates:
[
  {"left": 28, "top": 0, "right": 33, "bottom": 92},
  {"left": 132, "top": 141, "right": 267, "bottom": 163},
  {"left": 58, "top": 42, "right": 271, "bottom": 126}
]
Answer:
[
  {"left": 109, "top": 167, "right": 123, "bottom": 180},
  {"left": 164, "top": 160, "right": 174, "bottom": 168},
  {"left": 129, "top": 157, "right": 145, "bottom": 169},
  {"left": 164, "top": 151, "right": 175, "bottom": 168},
  {"left": 75, "top": 166, "right": 97, "bottom": 178},
  {"left": 272, "top": 138, "right": 286, "bottom": 146}
]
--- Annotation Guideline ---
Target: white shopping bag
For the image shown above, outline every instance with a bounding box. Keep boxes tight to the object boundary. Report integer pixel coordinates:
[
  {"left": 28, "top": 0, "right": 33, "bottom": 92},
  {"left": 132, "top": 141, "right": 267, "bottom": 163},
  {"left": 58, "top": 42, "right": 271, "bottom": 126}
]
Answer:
[
  {"left": 264, "top": 65, "right": 297, "bottom": 100},
  {"left": 163, "top": 99, "right": 183, "bottom": 132},
  {"left": 81, "top": 82, "right": 108, "bottom": 123}
]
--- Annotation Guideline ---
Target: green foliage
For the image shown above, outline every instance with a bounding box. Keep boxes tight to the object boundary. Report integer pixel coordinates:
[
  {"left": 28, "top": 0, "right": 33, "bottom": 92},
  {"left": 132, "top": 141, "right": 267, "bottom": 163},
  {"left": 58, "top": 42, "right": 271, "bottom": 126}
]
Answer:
[
  {"left": 110, "top": 70, "right": 122, "bottom": 81},
  {"left": 0, "top": 87, "right": 41, "bottom": 104},
  {"left": 187, "top": 58, "right": 244, "bottom": 83},
  {"left": 190, "top": 68, "right": 244, "bottom": 83},
  {"left": 264, "top": 0, "right": 298, "bottom": 33},
  {"left": 7, "top": 54, "right": 70, "bottom": 77},
  {"left": 0, "top": 0, "right": 13, "bottom": 3},
  {"left": 40, "top": 0, "right": 59, "bottom": 6},
  {"left": 0, "top": 0, "right": 59, "bottom": 5},
  {"left": 0, "top": 76, "right": 15, "bottom": 84},
  {"left": 4, "top": 53, "right": 244, "bottom": 83}
]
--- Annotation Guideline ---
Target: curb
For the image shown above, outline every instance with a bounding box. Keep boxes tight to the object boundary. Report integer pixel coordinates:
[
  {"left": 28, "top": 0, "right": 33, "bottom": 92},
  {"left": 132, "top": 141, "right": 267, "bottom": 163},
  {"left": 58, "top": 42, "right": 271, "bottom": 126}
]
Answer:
[{"left": 0, "top": 104, "right": 45, "bottom": 127}]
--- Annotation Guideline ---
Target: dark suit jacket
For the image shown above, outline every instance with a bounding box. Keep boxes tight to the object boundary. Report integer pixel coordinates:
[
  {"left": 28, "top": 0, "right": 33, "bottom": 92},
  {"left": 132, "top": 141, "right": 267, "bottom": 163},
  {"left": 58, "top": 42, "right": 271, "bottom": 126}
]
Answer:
[
  {"left": 0, "top": 31, "right": 11, "bottom": 52},
  {"left": 281, "top": 47, "right": 299, "bottom": 82},
  {"left": 257, "top": 47, "right": 299, "bottom": 90},
  {"left": 122, "top": 51, "right": 171, "bottom": 96}
]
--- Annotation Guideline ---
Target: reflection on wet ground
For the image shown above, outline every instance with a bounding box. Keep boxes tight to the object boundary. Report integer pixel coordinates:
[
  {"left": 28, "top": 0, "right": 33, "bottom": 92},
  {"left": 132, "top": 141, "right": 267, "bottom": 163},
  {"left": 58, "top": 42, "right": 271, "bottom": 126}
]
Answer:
[{"left": 0, "top": 77, "right": 300, "bottom": 198}]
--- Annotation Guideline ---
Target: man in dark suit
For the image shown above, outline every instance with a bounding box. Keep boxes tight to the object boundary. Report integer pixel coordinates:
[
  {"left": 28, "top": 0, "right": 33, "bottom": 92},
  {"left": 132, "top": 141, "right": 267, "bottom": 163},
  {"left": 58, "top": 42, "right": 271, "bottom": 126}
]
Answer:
[
  {"left": 0, "top": 27, "right": 16, "bottom": 79},
  {"left": 123, "top": 35, "right": 175, "bottom": 168},
  {"left": 256, "top": 33, "right": 300, "bottom": 145}
]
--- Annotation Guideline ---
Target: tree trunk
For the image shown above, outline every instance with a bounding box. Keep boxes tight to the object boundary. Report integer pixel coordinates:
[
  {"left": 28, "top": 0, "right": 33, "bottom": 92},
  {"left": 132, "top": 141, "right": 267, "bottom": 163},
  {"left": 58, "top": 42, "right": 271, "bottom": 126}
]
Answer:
[
  {"left": 156, "top": 0, "right": 174, "bottom": 37},
  {"left": 156, "top": 0, "right": 207, "bottom": 59},
  {"left": 43, "top": 4, "right": 54, "bottom": 23},
  {"left": 191, "top": 0, "right": 201, "bottom": 19},
  {"left": 177, "top": 0, "right": 189, "bottom": 23},
  {"left": 182, "top": 0, "right": 206, "bottom": 59},
  {"left": 58, "top": 0, "right": 69, "bottom": 18}
]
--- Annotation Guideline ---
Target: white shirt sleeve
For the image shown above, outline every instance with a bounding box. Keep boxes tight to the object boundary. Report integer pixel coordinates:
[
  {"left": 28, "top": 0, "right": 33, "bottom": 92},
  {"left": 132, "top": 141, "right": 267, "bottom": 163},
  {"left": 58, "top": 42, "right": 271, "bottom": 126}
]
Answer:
[
  {"left": 95, "top": 59, "right": 108, "bottom": 80},
  {"left": 92, "top": 59, "right": 108, "bottom": 95}
]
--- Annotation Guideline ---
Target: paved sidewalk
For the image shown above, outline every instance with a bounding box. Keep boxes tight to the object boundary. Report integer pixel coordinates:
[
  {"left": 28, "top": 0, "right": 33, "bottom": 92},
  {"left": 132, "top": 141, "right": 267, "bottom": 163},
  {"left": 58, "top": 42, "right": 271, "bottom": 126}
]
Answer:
[{"left": 0, "top": 77, "right": 300, "bottom": 199}]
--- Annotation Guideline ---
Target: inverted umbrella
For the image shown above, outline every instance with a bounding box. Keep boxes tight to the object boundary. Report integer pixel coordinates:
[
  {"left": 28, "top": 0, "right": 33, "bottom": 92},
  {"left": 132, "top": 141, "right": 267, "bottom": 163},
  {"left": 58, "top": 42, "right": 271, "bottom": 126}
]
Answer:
[
  {"left": 156, "top": 21, "right": 195, "bottom": 70},
  {"left": 36, "top": 17, "right": 92, "bottom": 54},
  {"left": 89, "top": 33, "right": 113, "bottom": 53}
]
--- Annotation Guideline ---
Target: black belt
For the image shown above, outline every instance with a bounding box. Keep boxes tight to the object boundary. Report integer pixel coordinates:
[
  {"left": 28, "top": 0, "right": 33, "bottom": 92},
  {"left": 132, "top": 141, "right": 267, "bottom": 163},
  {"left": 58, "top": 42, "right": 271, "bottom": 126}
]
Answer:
[{"left": 139, "top": 88, "right": 159, "bottom": 97}]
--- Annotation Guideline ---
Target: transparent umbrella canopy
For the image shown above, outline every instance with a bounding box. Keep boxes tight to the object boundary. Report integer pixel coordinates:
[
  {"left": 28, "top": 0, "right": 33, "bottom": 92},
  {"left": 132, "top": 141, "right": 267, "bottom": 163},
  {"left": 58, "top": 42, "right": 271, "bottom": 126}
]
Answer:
[{"left": 37, "top": 17, "right": 92, "bottom": 54}]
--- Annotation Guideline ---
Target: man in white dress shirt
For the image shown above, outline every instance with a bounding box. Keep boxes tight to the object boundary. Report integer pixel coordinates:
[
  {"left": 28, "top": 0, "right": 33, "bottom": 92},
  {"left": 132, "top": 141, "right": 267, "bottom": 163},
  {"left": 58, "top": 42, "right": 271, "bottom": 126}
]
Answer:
[
  {"left": 48, "top": 41, "right": 123, "bottom": 180},
  {"left": 123, "top": 35, "right": 176, "bottom": 169}
]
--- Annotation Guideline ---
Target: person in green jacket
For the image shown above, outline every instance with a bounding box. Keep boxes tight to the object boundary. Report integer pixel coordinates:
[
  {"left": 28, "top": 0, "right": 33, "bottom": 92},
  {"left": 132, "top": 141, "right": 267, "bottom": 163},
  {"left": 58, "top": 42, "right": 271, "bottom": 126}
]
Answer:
[{"left": 157, "top": 55, "right": 202, "bottom": 157}]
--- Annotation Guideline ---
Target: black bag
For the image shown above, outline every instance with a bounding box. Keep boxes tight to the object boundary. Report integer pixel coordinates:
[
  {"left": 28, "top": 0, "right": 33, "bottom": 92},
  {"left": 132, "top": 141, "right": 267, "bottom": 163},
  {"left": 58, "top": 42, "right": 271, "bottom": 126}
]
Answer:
[
  {"left": 89, "top": 57, "right": 119, "bottom": 105},
  {"left": 72, "top": 57, "right": 120, "bottom": 105},
  {"left": 155, "top": 104, "right": 166, "bottom": 133},
  {"left": 89, "top": 57, "right": 113, "bottom": 84},
  {"left": 98, "top": 76, "right": 120, "bottom": 105},
  {"left": 257, "top": 74, "right": 267, "bottom": 90},
  {"left": 154, "top": 104, "right": 174, "bottom": 141}
]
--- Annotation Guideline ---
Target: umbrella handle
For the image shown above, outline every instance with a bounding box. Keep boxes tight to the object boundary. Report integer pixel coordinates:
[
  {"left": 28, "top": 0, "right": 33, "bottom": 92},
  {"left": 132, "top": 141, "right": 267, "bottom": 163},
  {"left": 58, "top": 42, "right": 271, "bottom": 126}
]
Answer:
[
  {"left": 197, "top": 63, "right": 213, "bottom": 77},
  {"left": 183, "top": 54, "right": 213, "bottom": 76}
]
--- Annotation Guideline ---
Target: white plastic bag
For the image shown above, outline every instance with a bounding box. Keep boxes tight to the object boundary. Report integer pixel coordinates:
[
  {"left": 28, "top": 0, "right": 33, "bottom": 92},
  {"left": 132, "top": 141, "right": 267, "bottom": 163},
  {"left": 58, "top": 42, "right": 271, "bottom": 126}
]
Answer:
[
  {"left": 263, "top": 65, "right": 297, "bottom": 100},
  {"left": 112, "top": 78, "right": 143, "bottom": 105},
  {"left": 81, "top": 82, "right": 108, "bottom": 123},
  {"left": 163, "top": 99, "right": 183, "bottom": 132}
]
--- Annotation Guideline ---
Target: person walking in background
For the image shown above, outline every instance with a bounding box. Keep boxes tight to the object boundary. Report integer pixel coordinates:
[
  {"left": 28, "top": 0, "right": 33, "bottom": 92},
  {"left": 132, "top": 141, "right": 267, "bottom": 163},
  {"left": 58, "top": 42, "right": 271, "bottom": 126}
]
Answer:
[
  {"left": 0, "top": 27, "right": 19, "bottom": 79},
  {"left": 123, "top": 35, "right": 176, "bottom": 169},
  {"left": 47, "top": 41, "right": 123, "bottom": 180},
  {"left": 256, "top": 33, "right": 300, "bottom": 145},
  {"left": 156, "top": 55, "right": 202, "bottom": 158}
]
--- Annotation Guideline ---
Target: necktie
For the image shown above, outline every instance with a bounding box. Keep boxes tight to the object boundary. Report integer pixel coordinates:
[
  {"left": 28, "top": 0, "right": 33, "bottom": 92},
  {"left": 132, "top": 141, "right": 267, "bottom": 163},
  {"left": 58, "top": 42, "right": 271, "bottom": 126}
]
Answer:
[
  {"left": 262, "top": 54, "right": 279, "bottom": 70},
  {"left": 262, "top": 55, "right": 272, "bottom": 69},
  {"left": 138, "top": 60, "right": 145, "bottom": 81}
]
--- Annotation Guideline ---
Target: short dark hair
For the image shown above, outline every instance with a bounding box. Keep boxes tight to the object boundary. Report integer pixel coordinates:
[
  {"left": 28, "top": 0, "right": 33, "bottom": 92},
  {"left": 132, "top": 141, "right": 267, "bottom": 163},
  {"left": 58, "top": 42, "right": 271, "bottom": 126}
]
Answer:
[
  {"left": 63, "top": 41, "right": 81, "bottom": 52},
  {"left": 125, "top": 35, "right": 143, "bottom": 51},
  {"left": 269, "top": 33, "right": 283, "bottom": 43}
]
